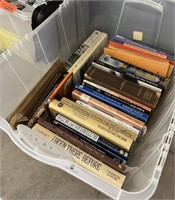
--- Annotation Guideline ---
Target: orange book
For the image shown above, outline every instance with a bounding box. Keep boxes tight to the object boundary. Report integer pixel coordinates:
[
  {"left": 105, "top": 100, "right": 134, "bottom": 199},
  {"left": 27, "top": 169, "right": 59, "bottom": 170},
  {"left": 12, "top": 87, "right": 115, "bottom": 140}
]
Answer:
[
  {"left": 109, "top": 40, "right": 168, "bottom": 62},
  {"left": 104, "top": 46, "right": 170, "bottom": 78},
  {"left": 47, "top": 72, "right": 73, "bottom": 102}
]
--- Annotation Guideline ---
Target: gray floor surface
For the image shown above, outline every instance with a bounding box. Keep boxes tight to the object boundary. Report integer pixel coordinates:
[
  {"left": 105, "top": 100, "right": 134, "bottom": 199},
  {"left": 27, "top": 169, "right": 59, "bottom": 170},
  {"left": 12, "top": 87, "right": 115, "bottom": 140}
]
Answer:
[{"left": 0, "top": 130, "right": 174, "bottom": 200}]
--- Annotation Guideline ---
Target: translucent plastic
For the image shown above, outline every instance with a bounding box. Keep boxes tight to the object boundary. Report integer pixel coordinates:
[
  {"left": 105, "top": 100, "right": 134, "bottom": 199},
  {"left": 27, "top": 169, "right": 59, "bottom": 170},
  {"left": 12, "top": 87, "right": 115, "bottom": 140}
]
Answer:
[{"left": 0, "top": 0, "right": 174, "bottom": 199}]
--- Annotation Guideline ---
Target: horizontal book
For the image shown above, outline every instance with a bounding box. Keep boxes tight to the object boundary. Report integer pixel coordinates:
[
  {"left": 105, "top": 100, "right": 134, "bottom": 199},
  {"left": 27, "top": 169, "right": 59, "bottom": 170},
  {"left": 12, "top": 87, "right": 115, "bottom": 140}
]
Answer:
[
  {"left": 97, "top": 53, "right": 170, "bottom": 90},
  {"left": 32, "top": 122, "right": 126, "bottom": 188},
  {"left": 76, "top": 100, "right": 141, "bottom": 141},
  {"left": 84, "top": 66, "right": 160, "bottom": 109},
  {"left": 75, "top": 84, "right": 149, "bottom": 123},
  {"left": 104, "top": 46, "right": 170, "bottom": 78},
  {"left": 38, "top": 117, "right": 126, "bottom": 172},
  {"left": 83, "top": 79, "right": 151, "bottom": 115},
  {"left": 112, "top": 35, "right": 175, "bottom": 65},
  {"left": 53, "top": 114, "right": 129, "bottom": 163},
  {"left": 92, "top": 60, "right": 162, "bottom": 94},
  {"left": 49, "top": 98, "right": 134, "bottom": 151},
  {"left": 72, "top": 89, "right": 146, "bottom": 132}
]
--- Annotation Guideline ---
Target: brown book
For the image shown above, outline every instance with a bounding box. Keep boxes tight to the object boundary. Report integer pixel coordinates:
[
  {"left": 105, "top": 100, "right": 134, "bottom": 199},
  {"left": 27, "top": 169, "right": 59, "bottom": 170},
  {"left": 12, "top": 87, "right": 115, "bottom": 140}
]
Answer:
[
  {"left": 7, "top": 59, "right": 65, "bottom": 129},
  {"left": 84, "top": 66, "right": 161, "bottom": 109},
  {"left": 37, "top": 117, "right": 126, "bottom": 173}
]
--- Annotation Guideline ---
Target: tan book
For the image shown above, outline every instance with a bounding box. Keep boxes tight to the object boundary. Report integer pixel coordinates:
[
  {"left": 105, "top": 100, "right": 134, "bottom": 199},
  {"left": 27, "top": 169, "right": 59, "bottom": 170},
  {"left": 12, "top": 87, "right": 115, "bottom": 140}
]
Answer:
[
  {"left": 68, "top": 32, "right": 108, "bottom": 84},
  {"left": 32, "top": 123, "right": 126, "bottom": 188},
  {"left": 49, "top": 98, "right": 134, "bottom": 151},
  {"left": 72, "top": 89, "right": 146, "bottom": 132},
  {"left": 104, "top": 46, "right": 170, "bottom": 78}
]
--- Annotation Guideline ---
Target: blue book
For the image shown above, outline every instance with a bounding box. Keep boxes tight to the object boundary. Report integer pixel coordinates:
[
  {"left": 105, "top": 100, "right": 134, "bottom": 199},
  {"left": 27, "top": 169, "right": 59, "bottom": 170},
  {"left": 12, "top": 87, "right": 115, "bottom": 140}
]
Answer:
[{"left": 75, "top": 83, "right": 149, "bottom": 122}]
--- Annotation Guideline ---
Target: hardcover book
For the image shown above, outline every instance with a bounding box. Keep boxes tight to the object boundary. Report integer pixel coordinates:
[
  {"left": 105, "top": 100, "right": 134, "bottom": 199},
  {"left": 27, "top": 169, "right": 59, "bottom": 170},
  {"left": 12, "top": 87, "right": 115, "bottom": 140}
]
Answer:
[
  {"left": 48, "top": 98, "right": 134, "bottom": 151},
  {"left": 32, "top": 123, "right": 126, "bottom": 188},
  {"left": 84, "top": 66, "right": 160, "bottom": 109}
]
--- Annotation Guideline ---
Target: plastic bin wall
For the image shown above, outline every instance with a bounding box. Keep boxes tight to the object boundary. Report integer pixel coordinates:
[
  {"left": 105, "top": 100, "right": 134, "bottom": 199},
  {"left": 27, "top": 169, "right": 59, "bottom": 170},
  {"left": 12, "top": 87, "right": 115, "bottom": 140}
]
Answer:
[
  {"left": 0, "top": 8, "right": 33, "bottom": 51},
  {"left": 0, "top": 0, "right": 175, "bottom": 199}
]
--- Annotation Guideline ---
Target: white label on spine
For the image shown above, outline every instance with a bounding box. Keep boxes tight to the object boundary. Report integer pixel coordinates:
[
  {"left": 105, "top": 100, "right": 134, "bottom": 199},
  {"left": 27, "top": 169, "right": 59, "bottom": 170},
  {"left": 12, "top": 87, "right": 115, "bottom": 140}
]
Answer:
[
  {"left": 84, "top": 31, "right": 101, "bottom": 46},
  {"left": 55, "top": 114, "right": 99, "bottom": 142},
  {"left": 80, "top": 93, "right": 90, "bottom": 103},
  {"left": 76, "top": 100, "right": 140, "bottom": 135}
]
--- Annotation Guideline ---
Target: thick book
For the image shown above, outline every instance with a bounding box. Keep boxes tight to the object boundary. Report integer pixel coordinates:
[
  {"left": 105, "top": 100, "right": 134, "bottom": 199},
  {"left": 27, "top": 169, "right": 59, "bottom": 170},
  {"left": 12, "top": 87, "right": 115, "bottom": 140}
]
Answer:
[
  {"left": 48, "top": 98, "right": 134, "bottom": 151},
  {"left": 97, "top": 53, "right": 170, "bottom": 90},
  {"left": 75, "top": 84, "right": 149, "bottom": 122},
  {"left": 76, "top": 100, "right": 141, "bottom": 141},
  {"left": 92, "top": 60, "right": 162, "bottom": 94},
  {"left": 72, "top": 89, "right": 146, "bottom": 132},
  {"left": 84, "top": 66, "right": 160, "bottom": 109},
  {"left": 112, "top": 35, "right": 175, "bottom": 65},
  {"left": 68, "top": 32, "right": 108, "bottom": 84},
  {"left": 65, "top": 30, "right": 102, "bottom": 69},
  {"left": 83, "top": 79, "right": 151, "bottom": 115},
  {"left": 104, "top": 46, "right": 170, "bottom": 78},
  {"left": 38, "top": 117, "right": 126, "bottom": 172},
  {"left": 53, "top": 114, "right": 129, "bottom": 163},
  {"left": 32, "top": 123, "right": 126, "bottom": 188}
]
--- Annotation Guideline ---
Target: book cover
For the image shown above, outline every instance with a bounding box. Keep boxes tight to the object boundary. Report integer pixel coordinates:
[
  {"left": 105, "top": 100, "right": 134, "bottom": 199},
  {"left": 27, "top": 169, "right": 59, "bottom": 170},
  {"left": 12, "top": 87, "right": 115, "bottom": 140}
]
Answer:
[
  {"left": 84, "top": 66, "right": 160, "bottom": 109},
  {"left": 75, "top": 84, "right": 149, "bottom": 122},
  {"left": 83, "top": 79, "right": 152, "bottom": 114},
  {"left": 97, "top": 53, "right": 170, "bottom": 90},
  {"left": 68, "top": 32, "right": 108, "bottom": 84},
  {"left": 104, "top": 46, "right": 170, "bottom": 78},
  {"left": 76, "top": 100, "right": 140, "bottom": 141},
  {"left": 47, "top": 71, "right": 73, "bottom": 102},
  {"left": 72, "top": 89, "right": 146, "bottom": 132},
  {"left": 32, "top": 123, "right": 126, "bottom": 188},
  {"left": 53, "top": 114, "right": 129, "bottom": 163},
  {"left": 65, "top": 30, "right": 102, "bottom": 69},
  {"left": 112, "top": 35, "right": 175, "bottom": 65},
  {"left": 49, "top": 98, "right": 134, "bottom": 151}
]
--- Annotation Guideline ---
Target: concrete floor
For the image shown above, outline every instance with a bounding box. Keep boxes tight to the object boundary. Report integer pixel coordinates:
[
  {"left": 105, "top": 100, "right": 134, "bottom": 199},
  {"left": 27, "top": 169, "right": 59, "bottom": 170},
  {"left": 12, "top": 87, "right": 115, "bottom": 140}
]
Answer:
[{"left": 0, "top": 130, "right": 174, "bottom": 200}]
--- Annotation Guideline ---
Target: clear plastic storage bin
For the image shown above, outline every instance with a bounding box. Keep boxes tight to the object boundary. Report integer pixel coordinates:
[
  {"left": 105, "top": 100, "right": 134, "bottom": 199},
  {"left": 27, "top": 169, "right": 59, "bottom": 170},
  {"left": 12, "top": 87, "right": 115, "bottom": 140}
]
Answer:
[{"left": 0, "top": 0, "right": 174, "bottom": 199}]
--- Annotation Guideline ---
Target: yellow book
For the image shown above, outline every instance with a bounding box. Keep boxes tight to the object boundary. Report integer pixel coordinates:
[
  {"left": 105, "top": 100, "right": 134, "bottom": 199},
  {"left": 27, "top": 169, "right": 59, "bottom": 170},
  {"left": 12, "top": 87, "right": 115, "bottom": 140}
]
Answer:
[
  {"left": 49, "top": 98, "right": 133, "bottom": 151},
  {"left": 32, "top": 123, "right": 126, "bottom": 188},
  {"left": 104, "top": 46, "right": 170, "bottom": 78}
]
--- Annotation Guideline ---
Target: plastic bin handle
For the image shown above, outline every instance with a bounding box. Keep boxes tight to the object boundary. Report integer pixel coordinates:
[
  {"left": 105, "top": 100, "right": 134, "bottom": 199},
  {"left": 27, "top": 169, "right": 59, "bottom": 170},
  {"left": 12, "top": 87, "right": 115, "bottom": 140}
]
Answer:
[
  {"left": 124, "top": 0, "right": 163, "bottom": 12},
  {"left": 0, "top": 117, "right": 74, "bottom": 169}
]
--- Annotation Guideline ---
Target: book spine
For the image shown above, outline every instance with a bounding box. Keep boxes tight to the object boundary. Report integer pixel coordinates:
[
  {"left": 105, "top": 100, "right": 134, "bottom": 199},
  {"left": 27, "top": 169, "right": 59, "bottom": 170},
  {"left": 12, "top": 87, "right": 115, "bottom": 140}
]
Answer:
[
  {"left": 104, "top": 46, "right": 170, "bottom": 78},
  {"left": 83, "top": 78, "right": 151, "bottom": 115},
  {"left": 92, "top": 60, "right": 162, "bottom": 93},
  {"left": 109, "top": 40, "right": 167, "bottom": 60},
  {"left": 72, "top": 89, "right": 146, "bottom": 132},
  {"left": 61, "top": 97, "right": 136, "bottom": 143},
  {"left": 84, "top": 66, "right": 160, "bottom": 109},
  {"left": 98, "top": 54, "right": 169, "bottom": 89},
  {"left": 49, "top": 98, "right": 134, "bottom": 151},
  {"left": 76, "top": 100, "right": 140, "bottom": 140},
  {"left": 32, "top": 123, "right": 126, "bottom": 188},
  {"left": 112, "top": 35, "right": 175, "bottom": 63},
  {"left": 53, "top": 114, "right": 129, "bottom": 163},
  {"left": 65, "top": 30, "right": 102, "bottom": 69},
  {"left": 68, "top": 32, "right": 108, "bottom": 84},
  {"left": 38, "top": 117, "right": 126, "bottom": 172},
  {"left": 47, "top": 72, "right": 73, "bottom": 102},
  {"left": 75, "top": 84, "right": 149, "bottom": 122}
]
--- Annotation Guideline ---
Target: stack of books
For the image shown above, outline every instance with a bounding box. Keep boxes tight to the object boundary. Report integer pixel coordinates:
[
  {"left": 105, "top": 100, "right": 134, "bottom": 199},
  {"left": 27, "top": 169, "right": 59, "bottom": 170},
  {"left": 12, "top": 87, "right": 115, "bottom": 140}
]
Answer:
[{"left": 25, "top": 30, "right": 174, "bottom": 189}]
